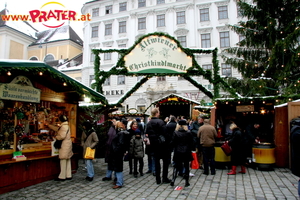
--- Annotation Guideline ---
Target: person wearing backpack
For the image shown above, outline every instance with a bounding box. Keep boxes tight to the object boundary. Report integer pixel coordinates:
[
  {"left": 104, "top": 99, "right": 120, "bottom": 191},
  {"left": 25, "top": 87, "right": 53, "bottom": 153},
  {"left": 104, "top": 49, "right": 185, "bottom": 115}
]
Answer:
[{"left": 81, "top": 121, "right": 99, "bottom": 181}]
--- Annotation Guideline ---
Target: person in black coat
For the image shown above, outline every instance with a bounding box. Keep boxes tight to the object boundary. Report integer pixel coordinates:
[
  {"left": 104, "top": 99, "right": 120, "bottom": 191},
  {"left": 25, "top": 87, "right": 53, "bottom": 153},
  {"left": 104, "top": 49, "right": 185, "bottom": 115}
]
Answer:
[
  {"left": 170, "top": 120, "right": 194, "bottom": 187},
  {"left": 144, "top": 117, "right": 156, "bottom": 175},
  {"left": 227, "top": 123, "right": 248, "bottom": 175},
  {"left": 126, "top": 121, "right": 139, "bottom": 174},
  {"left": 166, "top": 116, "right": 177, "bottom": 151},
  {"left": 291, "top": 123, "right": 300, "bottom": 198},
  {"left": 145, "top": 108, "right": 171, "bottom": 184},
  {"left": 102, "top": 121, "right": 128, "bottom": 189}
]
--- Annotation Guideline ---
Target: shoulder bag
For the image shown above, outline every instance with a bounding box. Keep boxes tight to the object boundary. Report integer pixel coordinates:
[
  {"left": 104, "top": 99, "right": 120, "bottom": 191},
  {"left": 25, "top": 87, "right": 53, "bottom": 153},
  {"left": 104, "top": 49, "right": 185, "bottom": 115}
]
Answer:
[{"left": 54, "top": 127, "right": 69, "bottom": 149}]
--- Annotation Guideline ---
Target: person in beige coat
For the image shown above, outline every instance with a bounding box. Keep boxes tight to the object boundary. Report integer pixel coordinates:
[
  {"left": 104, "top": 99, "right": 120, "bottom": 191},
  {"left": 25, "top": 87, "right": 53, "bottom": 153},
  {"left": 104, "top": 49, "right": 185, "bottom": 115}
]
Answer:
[
  {"left": 47, "top": 115, "right": 73, "bottom": 181},
  {"left": 81, "top": 121, "right": 99, "bottom": 181}
]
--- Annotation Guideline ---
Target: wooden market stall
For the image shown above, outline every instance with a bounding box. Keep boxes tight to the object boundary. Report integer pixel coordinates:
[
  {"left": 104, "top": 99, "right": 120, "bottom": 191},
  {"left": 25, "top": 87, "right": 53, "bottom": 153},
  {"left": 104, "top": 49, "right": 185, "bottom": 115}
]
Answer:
[
  {"left": 0, "top": 60, "right": 107, "bottom": 194},
  {"left": 211, "top": 97, "right": 276, "bottom": 170}
]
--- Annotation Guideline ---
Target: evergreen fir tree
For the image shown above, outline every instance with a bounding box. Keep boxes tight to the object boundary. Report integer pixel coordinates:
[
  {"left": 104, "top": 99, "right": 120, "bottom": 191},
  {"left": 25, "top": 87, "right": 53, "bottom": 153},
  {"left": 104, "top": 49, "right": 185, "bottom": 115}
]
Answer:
[{"left": 222, "top": 0, "right": 300, "bottom": 97}]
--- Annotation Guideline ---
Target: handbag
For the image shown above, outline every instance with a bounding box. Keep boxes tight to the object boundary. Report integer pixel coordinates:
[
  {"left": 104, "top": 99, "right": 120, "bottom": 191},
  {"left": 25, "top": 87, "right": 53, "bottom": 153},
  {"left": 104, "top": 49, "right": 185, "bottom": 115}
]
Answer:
[
  {"left": 221, "top": 141, "right": 232, "bottom": 156},
  {"left": 53, "top": 127, "right": 69, "bottom": 149},
  {"left": 84, "top": 147, "right": 95, "bottom": 159},
  {"left": 54, "top": 140, "right": 63, "bottom": 149},
  {"left": 190, "top": 151, "right": 199, "bottom": 169}
]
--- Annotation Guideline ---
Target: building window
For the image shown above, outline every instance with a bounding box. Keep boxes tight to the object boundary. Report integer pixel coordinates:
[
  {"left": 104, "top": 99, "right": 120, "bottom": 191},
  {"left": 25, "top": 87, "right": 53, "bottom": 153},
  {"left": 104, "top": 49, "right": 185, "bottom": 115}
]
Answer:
[
  {"left": 91, "top": 26, "right": 98, "bottom": 38},
  {"left": 177, "top": 36, "right": 187, "bottom": 47},
  {"left": 176, "top": 11, "right": 185, "bottom": 24},
  {"left": 119, "top": 21, "right": 126, "bottom": 33},
  {"left": 118, "top": 44, "right": 126, "bottom": 58},
  {"left": 157, "top": 14, "right": 165, "bottom": 27},
  {"left": 221, "top": 63, "right": 231, "bottom": 77},
  {"left": 105, "top": 5, "right": 112, "bottom": 14},
  {"left": 157, "top": 76, "right": 166, "bottom": 82},
  {"left": 104, "top": 52, "right": 111, "bottom": 60},
  {"left": 44, "top": 54, "right": 54, "bottom": 63},
  {"left": 89, "top": 75, "right": 95, "bottom": 87},
  {"left": 118, "top": 75, "right": 125, "bottom": 85},
  {"left": 119, "top": 2, "right": 127, "bottom": 12},
  {"left": 178, "top": 76, "right": 184, "bottom": 81},
  {"left": 218, "top": 6, "right": 228, "bottom": 19},
  {"left": 200, "top": 8, "right": 209, "bottom": 22},
  {"left": 105, "top": 24, "right": 112, "bottom": 35},
  {"left": 92, "top": 8, "right": 99, "bottom": 17},
  {"left": 137, "top": 105, "right": 146, "bottom": 112},
  {"left": 138, "top": 17, "right": 146, "bottom": 30},
  {"left": 157, "top": 0, "right": 165, "bottom": 4},
  {"left": 29, "top": 56, "right": 38, "bottom": 61},
  {"left": 138, "top": 0, "right": 146, "bottom": 8},
  {"left": 220, "top": 31, "right": 230, "bottom": 47},
  {"left": 202, "top": 64, "right": 212, "bottom": 70},
  {"left": 104, "top": 77, "right": 110, "bottom": 86},
  {"left": 90, "top": 52, "right": 95, "bottom": 62},
  {"left": 237, "top": 5, "right": 242, "bottom": 17},
  {"left": 201, "top": 33, "right": 211, "bottom": 48},
  {"left": 239, "top": 35, "right": 246, "bottom": 42}
]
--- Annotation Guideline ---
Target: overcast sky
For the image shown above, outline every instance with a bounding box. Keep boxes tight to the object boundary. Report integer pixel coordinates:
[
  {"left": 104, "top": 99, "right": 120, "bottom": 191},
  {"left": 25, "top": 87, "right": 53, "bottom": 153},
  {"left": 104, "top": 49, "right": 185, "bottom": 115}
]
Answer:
[{"left": 0, "top": 0, "right": 88, "bottom": 38}]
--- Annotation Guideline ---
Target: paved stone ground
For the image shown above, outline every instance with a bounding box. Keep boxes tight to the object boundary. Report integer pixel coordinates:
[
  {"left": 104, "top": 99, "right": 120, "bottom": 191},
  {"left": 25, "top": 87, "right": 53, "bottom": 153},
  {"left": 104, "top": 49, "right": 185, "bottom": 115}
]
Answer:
[{"left": 0, "top": 157, "right": 299, "bottom": 200}]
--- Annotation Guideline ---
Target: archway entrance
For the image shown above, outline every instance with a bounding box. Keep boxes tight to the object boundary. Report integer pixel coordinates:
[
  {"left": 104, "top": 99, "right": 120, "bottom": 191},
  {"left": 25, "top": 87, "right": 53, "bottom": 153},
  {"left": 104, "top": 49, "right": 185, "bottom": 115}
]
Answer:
[{"left": 91, "top": 32, "right": 239, "bottom": 115}]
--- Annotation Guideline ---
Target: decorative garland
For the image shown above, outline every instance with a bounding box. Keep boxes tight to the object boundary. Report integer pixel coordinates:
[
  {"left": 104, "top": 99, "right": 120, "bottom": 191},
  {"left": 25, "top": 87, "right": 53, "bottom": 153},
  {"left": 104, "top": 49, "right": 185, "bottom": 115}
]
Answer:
[{"left": 92, "top": 32, "right": 243, "bottom": 110}]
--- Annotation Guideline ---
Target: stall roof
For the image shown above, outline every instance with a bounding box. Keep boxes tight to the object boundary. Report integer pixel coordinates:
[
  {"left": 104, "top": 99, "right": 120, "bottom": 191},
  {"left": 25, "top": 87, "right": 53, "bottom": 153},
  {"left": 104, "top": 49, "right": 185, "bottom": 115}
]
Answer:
[
  {"left": 274, "top": 99, "right": 300, "bottom": 108},
  {"left": 0, "top": 60, "right": 107, "bottom": 104},
  {"left": 152, "top": 93, "right": 201, "bottom": 105}
]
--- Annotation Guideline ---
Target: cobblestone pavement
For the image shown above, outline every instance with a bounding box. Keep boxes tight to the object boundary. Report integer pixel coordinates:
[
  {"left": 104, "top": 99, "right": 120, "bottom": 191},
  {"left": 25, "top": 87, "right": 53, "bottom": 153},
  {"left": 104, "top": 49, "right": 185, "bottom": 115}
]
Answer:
[{"left": 0, "top": 157, "right": 299, "bottom": 200}]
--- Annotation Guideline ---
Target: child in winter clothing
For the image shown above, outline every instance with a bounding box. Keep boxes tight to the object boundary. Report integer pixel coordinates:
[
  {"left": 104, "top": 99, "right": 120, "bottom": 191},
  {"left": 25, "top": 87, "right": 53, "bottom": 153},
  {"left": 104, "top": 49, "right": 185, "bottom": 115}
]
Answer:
[{"left": 129, "top": 129, "right": 144, "bottom": 177}]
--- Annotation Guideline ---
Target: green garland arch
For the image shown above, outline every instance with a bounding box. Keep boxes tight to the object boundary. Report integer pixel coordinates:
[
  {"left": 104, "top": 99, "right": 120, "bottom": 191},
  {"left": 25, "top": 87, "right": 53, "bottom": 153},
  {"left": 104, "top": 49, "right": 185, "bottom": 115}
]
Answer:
[{"left": 92, "top": 32, "right": 240, "bottom": 109}]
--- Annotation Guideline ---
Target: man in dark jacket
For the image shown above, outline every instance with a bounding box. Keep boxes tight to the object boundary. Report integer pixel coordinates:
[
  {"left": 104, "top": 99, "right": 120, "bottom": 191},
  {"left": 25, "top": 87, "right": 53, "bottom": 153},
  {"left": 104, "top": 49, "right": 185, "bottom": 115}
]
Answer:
[{"left": 145, "top": 108, "right": 171, "bottom": 184}]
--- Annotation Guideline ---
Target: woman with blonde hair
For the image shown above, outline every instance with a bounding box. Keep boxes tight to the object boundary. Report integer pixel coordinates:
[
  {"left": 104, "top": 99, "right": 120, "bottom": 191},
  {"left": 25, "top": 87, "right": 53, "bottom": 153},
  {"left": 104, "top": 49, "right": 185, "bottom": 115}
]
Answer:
[
  {"left": 227, "top": 123, "right": 248, "bottom": 175},
  {"left": 170, "top": 120, "right": 194, "bottom": 187}
]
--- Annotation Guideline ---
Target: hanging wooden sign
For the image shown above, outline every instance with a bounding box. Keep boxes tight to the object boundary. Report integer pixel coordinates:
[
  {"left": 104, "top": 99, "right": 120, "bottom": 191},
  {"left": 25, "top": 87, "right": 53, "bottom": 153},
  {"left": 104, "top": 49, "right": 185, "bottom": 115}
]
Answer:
[
  {"left": 0, "top": 76, "right": 41, "bottom": 103},
  {"left": 125, "top": 35, "right": 192, "bottom": 73}
]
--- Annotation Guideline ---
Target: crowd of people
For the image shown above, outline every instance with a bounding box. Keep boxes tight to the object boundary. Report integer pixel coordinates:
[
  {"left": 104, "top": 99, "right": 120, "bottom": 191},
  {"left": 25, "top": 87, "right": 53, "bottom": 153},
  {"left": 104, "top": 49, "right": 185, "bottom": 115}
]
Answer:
[
  {"left": 98, "top": 108, "right": 220, "bottom": 189},
  {"left": 48, "top": 109, "right": 266, "bottom": 190}
]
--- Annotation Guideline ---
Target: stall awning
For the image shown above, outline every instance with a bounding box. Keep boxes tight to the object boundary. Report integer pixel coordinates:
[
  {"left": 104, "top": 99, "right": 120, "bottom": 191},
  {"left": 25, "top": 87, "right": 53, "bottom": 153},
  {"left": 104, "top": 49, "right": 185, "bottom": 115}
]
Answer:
[
  {"left": 152, "top": 93, "right": 201, "bottom": 105},
  {"left": 0, "top": 60, "right": 107, "bottom": 104}
]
